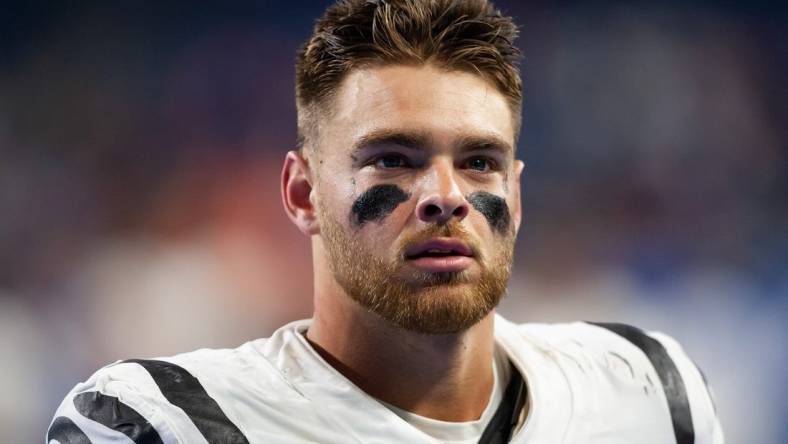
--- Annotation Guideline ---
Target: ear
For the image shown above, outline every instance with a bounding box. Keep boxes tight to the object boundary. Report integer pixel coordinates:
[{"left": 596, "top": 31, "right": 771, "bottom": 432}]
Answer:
[
  {"left": 281, "top": 150, "right": 320, "bottom": 236},
  {"left": 512, "top": 159, "right": 525, "bottom": 232}
]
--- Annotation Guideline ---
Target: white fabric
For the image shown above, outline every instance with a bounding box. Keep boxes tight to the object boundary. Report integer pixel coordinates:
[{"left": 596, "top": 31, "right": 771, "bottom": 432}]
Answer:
[{"left": 49, "top": 314, "right": 724, "bottom": 443}]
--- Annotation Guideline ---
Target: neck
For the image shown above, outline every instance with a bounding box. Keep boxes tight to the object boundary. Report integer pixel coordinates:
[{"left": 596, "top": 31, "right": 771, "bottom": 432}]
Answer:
[{"left": 306, "top": 276, "right": 496, "bottom": 422}]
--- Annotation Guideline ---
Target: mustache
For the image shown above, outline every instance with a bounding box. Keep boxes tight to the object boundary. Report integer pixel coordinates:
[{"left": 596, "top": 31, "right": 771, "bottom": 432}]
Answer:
[{"left": 396, "top": 221, "right": 481, "bottom": 260}]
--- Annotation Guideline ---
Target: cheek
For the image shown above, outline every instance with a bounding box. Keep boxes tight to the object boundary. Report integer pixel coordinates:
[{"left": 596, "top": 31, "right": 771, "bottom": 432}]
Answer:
[
  {"left": 350, "top": 184, "right": 411, "bottom": 228},
  {"left": 466, "top": 191, "right": 512, "bottom": 235}
]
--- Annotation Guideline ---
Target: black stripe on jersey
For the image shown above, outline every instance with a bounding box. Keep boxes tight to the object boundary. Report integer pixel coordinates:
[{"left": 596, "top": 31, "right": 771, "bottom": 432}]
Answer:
[
  {"left": 589, "top": 322, "right": 694, "bottom": 444},
  {"left": 478, "top": 362, "right": 528, "bottom": 444},
  {"left": 73, "top": 391, "right": 164, "bottom": 444},
  {"left": 47, "top": 416, "right": 92, "bottom": 444},
  {"left": 124, "top": 359, "right": 250, "bottom": 444}
]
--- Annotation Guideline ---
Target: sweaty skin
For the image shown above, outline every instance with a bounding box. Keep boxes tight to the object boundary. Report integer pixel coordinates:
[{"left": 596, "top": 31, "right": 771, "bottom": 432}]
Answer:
[
  {"left": 350, "top": 184, "right": 411, "bottom": 227},
  {"left": 467, "top": 191, "right": 512, "bottom": 234}
]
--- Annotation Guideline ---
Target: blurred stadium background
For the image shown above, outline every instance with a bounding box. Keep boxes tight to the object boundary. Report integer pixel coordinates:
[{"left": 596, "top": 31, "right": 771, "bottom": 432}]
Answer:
[{"left": 1, "top": 1, "right": 785, "bottom": 442}]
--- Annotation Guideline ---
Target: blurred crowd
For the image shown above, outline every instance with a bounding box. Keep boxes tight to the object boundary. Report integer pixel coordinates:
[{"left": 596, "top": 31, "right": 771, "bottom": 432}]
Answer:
[{"left": 1, "top": 1, "right": 785, "bottom": 442}]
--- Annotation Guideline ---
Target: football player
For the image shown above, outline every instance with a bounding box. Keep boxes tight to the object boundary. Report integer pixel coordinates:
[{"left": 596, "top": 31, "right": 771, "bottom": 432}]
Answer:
[{"left": 48, "top": 1, "right": 723, "bottom": 443}]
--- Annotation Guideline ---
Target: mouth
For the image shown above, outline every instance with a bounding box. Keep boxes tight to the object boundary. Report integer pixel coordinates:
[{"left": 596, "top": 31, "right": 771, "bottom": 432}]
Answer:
[{"left": 404, "top": 238, "right": 474, "bottom": 273}]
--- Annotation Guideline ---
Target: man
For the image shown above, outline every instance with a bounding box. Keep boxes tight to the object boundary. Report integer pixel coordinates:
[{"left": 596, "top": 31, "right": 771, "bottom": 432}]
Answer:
[{"left": 48, "top": 1, "right": 723, "bottom": 443}]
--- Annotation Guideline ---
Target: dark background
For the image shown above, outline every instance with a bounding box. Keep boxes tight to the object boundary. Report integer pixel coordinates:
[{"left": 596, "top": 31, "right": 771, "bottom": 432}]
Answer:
[{"left": 1, "top": 1, "right": 785, "bottom": 441}]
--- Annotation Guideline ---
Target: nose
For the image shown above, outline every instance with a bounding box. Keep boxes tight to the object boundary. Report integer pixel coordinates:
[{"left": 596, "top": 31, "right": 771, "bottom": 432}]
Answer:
[{"left": 415, "top": 161, "right": 470, "bottom": 224}]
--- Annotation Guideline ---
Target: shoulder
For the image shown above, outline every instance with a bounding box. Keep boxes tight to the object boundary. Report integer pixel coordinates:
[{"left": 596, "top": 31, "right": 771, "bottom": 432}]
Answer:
[
  {"left": 502, "top": 318, "right": 710, "bottom": 390},
  {"left": 47, "top": 338, "right": 296, "bottom": 444},
  {"left": 497, "top": 316, "right": 724, "bottom": 443}
]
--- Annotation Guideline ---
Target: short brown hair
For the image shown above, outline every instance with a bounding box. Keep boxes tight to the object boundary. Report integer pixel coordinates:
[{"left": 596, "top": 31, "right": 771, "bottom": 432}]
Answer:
[{"left": 295, "top": 0, "right": 522, "bottom": 147}]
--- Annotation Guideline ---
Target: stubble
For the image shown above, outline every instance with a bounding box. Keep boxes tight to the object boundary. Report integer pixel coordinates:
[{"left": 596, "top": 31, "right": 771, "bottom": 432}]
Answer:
[{"left": 318, "top": 204, "right": 515, "bottom": 335}]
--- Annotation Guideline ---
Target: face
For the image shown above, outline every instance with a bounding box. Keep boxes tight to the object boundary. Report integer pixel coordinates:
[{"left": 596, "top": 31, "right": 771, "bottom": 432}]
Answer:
[{"left": 310, "top": 64, "right": 523, "bottom": 334}]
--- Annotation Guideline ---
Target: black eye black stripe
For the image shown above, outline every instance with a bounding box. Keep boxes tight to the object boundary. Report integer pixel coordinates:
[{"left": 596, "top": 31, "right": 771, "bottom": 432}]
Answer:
[
  {"left": 467, "top": 191, "right": 511, "bottom": 234},
  {"left": 351, "top": 184, "right": 410, "bottom": 227}
]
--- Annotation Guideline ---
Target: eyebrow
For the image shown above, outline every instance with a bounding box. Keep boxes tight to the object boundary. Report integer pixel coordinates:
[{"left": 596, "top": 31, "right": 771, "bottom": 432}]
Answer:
[
  {"left": 351, "top": 129, "right": 431, "bottom": 155},
  {"left": 351, "top": 128, "right": 514, "bottom": 156},
  {"left": 455, "top": 133, "right": 514, "bottom": 156}
]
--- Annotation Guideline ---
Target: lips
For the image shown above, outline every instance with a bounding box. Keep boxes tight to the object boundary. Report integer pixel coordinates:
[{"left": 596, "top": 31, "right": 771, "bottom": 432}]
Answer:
[
  {"left": 405, "top": 239, "right": 474, "bottom": 259},
  {"left": 404, "top": 238, "right": 475, "bottom": 273}
]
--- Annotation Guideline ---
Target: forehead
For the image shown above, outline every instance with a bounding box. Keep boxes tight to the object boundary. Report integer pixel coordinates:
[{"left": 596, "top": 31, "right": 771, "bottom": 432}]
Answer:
[{"left": 322, "top": 64, "right": 515, "bottom": 154}]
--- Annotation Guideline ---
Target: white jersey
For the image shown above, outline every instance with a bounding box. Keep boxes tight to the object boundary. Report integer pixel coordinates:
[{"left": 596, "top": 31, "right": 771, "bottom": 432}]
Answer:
[{"left": 48, "top": 315, "right": 723, "bottom": 444}]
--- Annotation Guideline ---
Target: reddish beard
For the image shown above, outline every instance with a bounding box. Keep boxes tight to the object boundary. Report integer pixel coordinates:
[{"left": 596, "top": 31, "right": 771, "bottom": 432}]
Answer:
[{"left": 319, "top": 208, "right": 514, "bottom": 335}]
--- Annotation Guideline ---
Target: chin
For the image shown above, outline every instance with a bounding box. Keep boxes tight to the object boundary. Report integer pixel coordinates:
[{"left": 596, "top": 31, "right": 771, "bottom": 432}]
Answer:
[{"left": 400, "top": 267, "right": 480, "bottom": 287}]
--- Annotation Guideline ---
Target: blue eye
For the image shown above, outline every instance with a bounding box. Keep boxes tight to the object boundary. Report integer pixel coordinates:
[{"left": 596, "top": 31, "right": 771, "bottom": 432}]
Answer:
[
  {"left": 376, "top": 154, "right": 408, "bottom": 169},
  {"left": 466, "top": 157, "right": 492, "bottom": 172}
]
